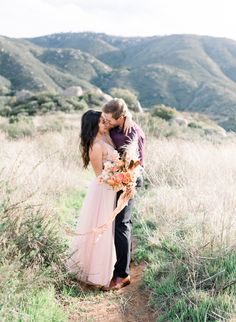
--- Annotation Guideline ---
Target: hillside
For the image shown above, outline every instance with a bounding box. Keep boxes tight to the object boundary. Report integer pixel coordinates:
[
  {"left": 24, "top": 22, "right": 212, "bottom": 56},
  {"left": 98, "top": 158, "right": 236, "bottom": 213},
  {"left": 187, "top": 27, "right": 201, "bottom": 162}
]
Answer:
[
  {"left": 1, "top": 32, "right": 236, "bottom": 129},
  {"left": 0, "top": 35, "right": 110, "bottom": 93}
]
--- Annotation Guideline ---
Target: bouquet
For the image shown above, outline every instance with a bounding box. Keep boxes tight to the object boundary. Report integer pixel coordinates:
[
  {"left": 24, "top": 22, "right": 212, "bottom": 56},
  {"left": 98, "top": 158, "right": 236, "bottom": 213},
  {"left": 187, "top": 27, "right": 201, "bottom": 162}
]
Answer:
[
  {"left": 98, "top": 150, "right": 141, "bottom": 199},
  {"left": 65, "top": 140, "right": 142, "bottom": 237}
]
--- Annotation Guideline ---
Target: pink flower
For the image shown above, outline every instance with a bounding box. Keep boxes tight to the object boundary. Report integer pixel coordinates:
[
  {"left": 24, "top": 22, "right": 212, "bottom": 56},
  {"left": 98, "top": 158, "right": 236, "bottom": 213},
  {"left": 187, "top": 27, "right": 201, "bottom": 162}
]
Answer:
[{"left": 122, "top": 172, "right": 132, "bottom": 184}]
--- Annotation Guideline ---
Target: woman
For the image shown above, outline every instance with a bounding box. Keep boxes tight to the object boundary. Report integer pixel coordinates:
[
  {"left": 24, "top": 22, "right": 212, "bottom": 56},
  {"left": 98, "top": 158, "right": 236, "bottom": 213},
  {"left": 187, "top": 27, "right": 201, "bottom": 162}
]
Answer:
[{"left": 66, "top": 110, "right": 118, "bottom": 288}]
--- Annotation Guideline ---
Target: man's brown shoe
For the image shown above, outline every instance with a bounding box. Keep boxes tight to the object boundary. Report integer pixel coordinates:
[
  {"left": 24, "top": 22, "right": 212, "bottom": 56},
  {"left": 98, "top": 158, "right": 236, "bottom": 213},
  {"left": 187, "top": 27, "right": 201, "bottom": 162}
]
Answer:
[{"left": 101, "top": 276, "right": 130, "bottom": 291}]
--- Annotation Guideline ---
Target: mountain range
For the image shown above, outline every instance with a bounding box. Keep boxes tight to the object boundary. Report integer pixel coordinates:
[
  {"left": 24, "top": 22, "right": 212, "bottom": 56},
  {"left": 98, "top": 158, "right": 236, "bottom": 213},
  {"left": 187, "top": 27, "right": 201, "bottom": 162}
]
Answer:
[{"left": 1, "top": 32, "right": 236, "bottom": 129}]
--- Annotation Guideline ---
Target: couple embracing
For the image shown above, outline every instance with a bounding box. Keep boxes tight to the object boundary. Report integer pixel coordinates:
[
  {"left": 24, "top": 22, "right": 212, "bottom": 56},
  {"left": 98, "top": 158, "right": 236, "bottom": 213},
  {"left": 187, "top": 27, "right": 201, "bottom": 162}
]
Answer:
[{"left": 66, "top": 98, "right": 145, "bottom": 291}]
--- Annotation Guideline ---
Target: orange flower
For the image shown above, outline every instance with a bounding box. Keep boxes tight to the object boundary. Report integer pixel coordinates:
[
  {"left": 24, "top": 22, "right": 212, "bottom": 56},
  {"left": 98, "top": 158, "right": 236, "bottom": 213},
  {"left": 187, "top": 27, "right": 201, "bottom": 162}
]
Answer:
[
  {"left": 107, "top": 178, "right": 115, "bottom": 186},
  {"left": 122, "top": 172, "right": 132, "bottom": 184}
]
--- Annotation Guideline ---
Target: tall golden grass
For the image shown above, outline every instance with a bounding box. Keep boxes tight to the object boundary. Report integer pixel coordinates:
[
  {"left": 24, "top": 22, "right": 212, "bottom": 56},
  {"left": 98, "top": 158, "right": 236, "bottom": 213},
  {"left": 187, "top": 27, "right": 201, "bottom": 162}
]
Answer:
[
  {"left": 142, "top": 137, "right": 236, "bottom": 249},
  {"left": 0, "top": 112, "right": 235, "bottom": 320}
]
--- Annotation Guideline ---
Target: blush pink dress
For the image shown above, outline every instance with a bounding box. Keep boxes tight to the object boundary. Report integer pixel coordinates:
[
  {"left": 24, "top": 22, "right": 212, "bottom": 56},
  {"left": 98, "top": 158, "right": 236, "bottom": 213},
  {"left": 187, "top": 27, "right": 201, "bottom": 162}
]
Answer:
[{"left": 66, "top": 142, "right": 117, "bottom": 287}]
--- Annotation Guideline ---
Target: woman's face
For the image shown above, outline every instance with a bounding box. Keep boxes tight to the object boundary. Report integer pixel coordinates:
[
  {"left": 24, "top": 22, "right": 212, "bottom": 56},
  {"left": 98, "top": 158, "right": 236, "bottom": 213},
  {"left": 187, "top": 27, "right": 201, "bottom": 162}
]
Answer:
[{"left": 98, "top": 116, "right": 108, "bottom": 134}]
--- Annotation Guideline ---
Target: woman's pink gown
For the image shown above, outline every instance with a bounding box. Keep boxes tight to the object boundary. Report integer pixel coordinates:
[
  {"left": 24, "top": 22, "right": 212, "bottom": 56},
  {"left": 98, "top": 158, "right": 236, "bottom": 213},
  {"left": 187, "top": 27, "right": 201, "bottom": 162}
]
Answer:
[{"left": 66, "top": 143, "right": 117, "bottom": 287}]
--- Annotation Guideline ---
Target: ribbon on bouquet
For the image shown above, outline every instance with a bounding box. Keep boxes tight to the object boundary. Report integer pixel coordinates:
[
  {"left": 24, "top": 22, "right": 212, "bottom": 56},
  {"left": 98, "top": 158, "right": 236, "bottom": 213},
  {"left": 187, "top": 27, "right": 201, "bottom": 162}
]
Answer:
[{"left": 64, "top": 185, "right": 135, "bottom": 237}]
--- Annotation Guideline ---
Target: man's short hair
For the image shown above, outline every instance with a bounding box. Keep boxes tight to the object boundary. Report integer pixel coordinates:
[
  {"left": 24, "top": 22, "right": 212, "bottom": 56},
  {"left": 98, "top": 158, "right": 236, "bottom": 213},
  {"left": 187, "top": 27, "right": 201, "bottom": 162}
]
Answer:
[{"left": 102, "top": 98, "right": 128, "bottom": 120}]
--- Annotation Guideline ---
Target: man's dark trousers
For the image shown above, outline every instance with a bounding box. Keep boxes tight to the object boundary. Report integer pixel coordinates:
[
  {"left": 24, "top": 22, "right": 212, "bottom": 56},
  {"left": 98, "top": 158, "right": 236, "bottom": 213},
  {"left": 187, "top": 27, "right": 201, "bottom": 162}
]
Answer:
[{"left": 113, "top": 177, "right": 142, "bottom": 278}]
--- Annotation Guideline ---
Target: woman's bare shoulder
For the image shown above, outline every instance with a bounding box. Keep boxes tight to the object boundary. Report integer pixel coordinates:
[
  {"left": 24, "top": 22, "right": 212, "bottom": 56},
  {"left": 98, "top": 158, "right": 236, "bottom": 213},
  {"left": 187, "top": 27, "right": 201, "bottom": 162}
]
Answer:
[{"left": 89, "top": 141, "right": 104, "bottom": 156}]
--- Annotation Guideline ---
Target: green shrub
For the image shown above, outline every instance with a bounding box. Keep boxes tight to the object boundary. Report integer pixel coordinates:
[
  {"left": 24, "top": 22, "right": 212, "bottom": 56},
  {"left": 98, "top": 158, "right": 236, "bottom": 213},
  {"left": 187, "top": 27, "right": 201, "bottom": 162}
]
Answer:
[
  {"left": 142, "top": 240, "right": 236, "bottom": 321},
  {"left": 109, "top": 87, "right": 141, "bottom": 112},
  {"left": 0, "top": 262, "right": 68, "bottom": 322},
  {"left": 188, "top": 121, "right": 202, "bottom": 129},
  {"left": 37, "top": 92, "right": 58, "bottom": 105},
  {"left": 151, "top": 104, "right": 177, "bottom": 120},
  {"left": 4, "top": 119, "right": 35, "bottom": 139},
  {"left": 83, "top": 91, "right": 103, "bottom": 107},
  {"left": 38, "top": 120, "right": 63, "bottom": 133},
  {"left": 67, "top": 97, "right": 88, "bottom": 110},
  {"left": 0, "top": 105, "right": 11, "bottom": 117},
  {"left": 24, "top": 287, "right": 68, "bottom": 322},
  {"left": 0, "top": 183, "right": 69, "bottom": 273},
  {"left": 40, "top": 101, "right": 56, "bottom": 112},
  {"left": 0, "top": 181, "right": 76, "bottom": 321}
]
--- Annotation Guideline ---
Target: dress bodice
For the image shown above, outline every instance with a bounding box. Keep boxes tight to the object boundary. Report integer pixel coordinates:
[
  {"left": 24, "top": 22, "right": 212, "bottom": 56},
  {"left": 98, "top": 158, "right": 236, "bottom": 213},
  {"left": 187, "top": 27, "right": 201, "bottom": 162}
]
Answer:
[{"left": 102, "top": 142, "right": 119, "bottom": 163}]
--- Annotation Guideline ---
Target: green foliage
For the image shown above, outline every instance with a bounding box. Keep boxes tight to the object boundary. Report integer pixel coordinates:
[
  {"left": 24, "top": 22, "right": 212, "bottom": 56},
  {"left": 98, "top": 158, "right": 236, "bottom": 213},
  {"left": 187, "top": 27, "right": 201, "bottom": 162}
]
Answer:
[
  {"left": 31, "top": 32, "right": 117, "bottom": 57},
  {"left": 109, "top": 87, "right": 141, "bottom": 112},
  {"left": 38, "top": 48, "right": 110, "bottom": 82},
  {"left": 188, "top": 121, "right": 202, "bottom": 129},
  {"left": 24, "top": 287, "right": 68, "bottom": 322},
  {"left": 141, "top": 240, "right": 236, "bottom": 321},
  {"left": 0, "top": 96, "right": 12, "bottom": 116},
  {"left": 0, "top": 262, "right": 68, "bottom": 322},
  {"left": 2, "top": 34, "right": 236, "bottom": 129},
  {"left": 1, "top": 208, "right": 67, "bottom": 270},
  {"left": 3, "top": 117, "right": 35, "bottom": 139},
  {"left": 151, "top": 104, "right": 177, "bottom": 120},
  {"left": 0, "top": 77, "right": 11, "bottom": 95},
  {"left": 38, "top": 119, "right": 63, "bottom": 133},
  {"left": 2, "top": 33, "right": 236, "bottom": 131},
  {"left": 157, "top": 291, "right": 234, "bottom": 322},
  {"left": 83, "top": 90, "right": 105, "bottom": 108},
  {"left": 0, "top": 181, "right": 86, "bottom": 321},
  {"left": 0, "top": 91, "right": 89, "bottom": 118},
  {"left": 132, "top": 196, "right": 236, "bottom": 321},
  {"left": 56, "top": 189, "right": 86, "bottom": 226}
]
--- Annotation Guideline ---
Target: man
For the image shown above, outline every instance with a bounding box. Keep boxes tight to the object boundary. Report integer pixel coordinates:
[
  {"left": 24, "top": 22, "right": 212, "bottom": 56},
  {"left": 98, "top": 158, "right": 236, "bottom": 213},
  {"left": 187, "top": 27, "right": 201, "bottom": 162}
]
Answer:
[{"left": 101, "top": 98, "right": 145, "bottom": 291}]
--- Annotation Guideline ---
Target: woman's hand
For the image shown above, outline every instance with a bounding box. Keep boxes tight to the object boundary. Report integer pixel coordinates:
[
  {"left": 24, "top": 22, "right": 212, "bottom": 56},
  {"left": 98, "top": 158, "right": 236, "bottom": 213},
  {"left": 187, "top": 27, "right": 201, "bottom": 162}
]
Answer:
[{"left": 124, "top": 111, "right": 134, "bottom": 135}]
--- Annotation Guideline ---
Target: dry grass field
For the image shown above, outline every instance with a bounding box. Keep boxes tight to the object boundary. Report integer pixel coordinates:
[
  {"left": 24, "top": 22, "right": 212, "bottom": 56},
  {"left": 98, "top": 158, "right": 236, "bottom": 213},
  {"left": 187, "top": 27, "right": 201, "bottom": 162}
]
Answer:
[{"left": 0, "top": 112, "right": 235, "bottom": 321}]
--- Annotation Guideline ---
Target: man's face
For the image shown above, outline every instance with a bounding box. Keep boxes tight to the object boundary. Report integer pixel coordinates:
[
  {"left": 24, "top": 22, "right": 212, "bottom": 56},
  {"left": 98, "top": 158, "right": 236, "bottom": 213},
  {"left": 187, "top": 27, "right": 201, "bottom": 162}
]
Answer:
[{"left": 102, "top": 112, "right": 120, "bottom": 128}]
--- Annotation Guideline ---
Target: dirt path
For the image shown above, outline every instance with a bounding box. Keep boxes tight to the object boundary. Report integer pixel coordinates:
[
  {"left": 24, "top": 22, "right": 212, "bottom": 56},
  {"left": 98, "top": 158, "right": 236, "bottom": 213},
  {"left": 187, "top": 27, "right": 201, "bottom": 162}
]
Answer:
[{"left": 66, "top": 262, "right": 157, "bottom": 322}]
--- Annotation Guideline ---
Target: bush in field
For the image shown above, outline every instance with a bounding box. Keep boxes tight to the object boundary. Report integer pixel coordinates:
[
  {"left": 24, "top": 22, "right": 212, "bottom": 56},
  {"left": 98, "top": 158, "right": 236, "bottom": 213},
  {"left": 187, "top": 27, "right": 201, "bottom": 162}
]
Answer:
[
  {"left": 109, "top": 87, "right": 141, "bottom": 112},
  {"left": 188, "top": 121, "right": 202, "bottom": 129},
  {"left": 3, "top": 117, "right": 36, "bottom": 139},
  {"left": 0, "top": 183, "right": 68, "bottom": 273},
  {"left": 40, "top": 101, "right": 56, "bottom": 112},
  {"left": 67, "top": 97, "right": 88, "bottom": 111},
  {"left": 0, "top": 105, "right": 11, "bottom": 117},
  {"left": 151, "top": 104, "right": 177, "bottom": 120},
  {"left": 83, "top": 91, "right": 103, "bottom": 107},
  {"left": 37, "top": 92, "right": 57, "bottom": 105}
]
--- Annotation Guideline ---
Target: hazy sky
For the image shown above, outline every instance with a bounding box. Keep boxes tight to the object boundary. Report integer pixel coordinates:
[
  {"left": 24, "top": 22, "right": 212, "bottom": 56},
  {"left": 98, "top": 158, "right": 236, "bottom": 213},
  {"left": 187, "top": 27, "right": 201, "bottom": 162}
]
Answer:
[{"left": 1, "top": 0, "right": 236, "bottom": 40}]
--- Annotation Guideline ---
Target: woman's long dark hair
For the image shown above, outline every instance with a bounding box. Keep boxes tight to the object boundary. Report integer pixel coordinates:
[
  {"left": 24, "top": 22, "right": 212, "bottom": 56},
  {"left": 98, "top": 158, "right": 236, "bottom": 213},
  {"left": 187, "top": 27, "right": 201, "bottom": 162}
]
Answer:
[{"left": 80, "top": 110, "right": 101, "bottom": 168}]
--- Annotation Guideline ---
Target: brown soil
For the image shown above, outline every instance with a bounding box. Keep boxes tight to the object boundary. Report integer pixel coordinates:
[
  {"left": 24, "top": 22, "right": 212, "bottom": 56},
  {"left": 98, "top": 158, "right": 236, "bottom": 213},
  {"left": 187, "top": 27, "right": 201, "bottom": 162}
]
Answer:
[{"left": 66, "top": 262, "right": 157, "bottom": 322}]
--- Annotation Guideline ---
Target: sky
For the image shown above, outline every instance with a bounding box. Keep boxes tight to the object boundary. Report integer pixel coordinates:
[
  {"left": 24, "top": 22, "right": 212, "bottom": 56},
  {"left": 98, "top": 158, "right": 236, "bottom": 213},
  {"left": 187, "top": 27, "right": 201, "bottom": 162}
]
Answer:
[{"left": 1, "top": 0, "right": 236, "bottom": 40}]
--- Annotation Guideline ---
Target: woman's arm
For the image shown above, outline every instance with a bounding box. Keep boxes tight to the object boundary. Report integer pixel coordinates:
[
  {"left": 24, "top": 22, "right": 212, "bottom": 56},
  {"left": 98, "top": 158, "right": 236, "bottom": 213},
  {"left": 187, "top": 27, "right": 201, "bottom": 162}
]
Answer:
[
  {"left": 124, "top": 111, "right": 134, "bottom": 135},
  {"left": 89, "top": 143, "right": 103, "bottom": 176}
]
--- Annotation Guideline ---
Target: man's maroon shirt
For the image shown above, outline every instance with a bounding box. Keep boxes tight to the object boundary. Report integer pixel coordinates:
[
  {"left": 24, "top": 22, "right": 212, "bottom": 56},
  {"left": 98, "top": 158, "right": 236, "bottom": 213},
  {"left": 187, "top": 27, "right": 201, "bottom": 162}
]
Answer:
[{"left": 109, "top": 121, "right": 145, "bottom": 167}]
